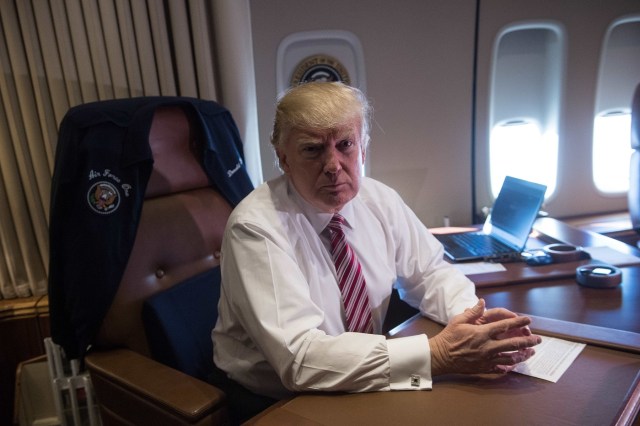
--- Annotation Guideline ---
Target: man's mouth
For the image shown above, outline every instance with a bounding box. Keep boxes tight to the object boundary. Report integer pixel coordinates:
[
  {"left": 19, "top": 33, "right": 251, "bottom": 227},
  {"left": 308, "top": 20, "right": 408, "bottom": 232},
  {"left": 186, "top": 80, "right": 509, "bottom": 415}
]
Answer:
[{"left": 323, "top": 182, "right": 345, "bottom": 190}]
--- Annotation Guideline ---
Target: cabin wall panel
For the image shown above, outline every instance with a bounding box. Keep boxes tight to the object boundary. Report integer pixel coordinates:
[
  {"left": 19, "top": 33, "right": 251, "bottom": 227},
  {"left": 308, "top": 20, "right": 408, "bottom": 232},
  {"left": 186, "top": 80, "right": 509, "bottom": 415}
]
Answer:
[
  {"left": 249, "top": 0, "right": 477, "bottom": 228},
  {"left": 250, "top": 0, "right": 640, "bottom": 226},
  {"left": 475, "top": 0, "right": 640, "bottom": 218}
]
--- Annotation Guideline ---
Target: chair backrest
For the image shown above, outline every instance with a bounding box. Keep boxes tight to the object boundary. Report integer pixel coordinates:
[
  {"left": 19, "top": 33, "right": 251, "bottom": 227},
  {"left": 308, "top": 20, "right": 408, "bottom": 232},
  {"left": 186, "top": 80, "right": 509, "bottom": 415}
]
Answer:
[
  {"left": 629, "top": 83, "right": 640, "bottom": 234},
  {"left": 93, "top": 105, "right": 233, "bottom": 378}
]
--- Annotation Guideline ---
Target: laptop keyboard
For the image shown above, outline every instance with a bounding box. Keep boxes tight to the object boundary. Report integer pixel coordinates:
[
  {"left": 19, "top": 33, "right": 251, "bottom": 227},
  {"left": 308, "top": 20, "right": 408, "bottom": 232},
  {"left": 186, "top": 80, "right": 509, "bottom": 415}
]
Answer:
[{"left": 440, "top": 232, "right": 514, "bottom": 257}]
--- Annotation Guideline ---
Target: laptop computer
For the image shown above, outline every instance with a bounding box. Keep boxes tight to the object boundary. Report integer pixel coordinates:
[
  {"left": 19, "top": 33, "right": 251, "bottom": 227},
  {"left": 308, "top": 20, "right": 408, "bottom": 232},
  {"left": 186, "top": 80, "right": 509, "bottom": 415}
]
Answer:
[{"left": 435, "top": 176, "right": 547, "bottom": 262}]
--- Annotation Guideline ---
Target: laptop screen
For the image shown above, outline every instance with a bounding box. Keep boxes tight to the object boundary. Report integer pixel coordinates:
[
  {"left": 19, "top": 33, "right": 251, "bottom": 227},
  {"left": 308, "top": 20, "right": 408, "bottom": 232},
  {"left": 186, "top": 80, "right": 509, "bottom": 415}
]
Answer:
[{"left": 489, "top": 176, "right": 547, "bottom": 249}]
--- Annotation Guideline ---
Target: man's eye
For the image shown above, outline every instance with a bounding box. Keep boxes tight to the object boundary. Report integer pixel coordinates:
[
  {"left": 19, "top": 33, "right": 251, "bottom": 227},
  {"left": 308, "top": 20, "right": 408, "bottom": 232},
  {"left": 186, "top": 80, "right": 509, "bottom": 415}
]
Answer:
[
  {"left": 301, "top": 145, "right": 321, "bottom": 155},
  {"left": 339, "top": 140, "right": 354, "bottom": 149}
]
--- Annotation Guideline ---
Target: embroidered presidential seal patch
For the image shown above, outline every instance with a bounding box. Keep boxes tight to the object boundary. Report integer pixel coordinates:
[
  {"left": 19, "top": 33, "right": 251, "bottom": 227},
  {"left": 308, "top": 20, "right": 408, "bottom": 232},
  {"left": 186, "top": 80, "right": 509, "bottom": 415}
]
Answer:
[{"left": 87, "top": 181, "right": 120, "bottom": 214}]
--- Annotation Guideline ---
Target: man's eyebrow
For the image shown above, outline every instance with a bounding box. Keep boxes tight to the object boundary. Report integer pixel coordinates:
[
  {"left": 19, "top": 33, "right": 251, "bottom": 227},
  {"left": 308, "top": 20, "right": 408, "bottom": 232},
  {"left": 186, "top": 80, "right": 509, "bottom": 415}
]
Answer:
[
  {"left": 295, "top": 137, "right": 323, "bottom": 145},
  {"left": 293, "top": 130, "right": 325, "bottom": 141},
  {"left": 334, "top": 127, "right": 357, "bottom": 138}
]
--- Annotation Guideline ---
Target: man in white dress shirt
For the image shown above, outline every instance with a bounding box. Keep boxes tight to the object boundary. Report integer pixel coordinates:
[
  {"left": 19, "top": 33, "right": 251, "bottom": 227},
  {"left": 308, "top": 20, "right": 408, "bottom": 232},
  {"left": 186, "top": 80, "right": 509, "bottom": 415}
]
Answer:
[{"left": 212, "top": 82, "right": 540, "bottom": 423}]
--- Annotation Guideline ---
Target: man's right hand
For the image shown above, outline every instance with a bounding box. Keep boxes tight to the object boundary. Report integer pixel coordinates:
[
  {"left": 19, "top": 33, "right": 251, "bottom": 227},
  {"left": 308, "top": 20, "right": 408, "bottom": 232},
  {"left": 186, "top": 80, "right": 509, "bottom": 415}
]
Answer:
[{"left": 429, "top": 299, "right": 542, "bottom": 376}]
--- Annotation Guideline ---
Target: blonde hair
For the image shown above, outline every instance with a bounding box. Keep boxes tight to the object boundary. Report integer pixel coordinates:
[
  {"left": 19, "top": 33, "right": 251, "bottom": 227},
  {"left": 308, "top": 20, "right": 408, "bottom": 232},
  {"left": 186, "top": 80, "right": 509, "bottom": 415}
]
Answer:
[{"left": 270, "top": 82, "right": 372, "bottom": 150}]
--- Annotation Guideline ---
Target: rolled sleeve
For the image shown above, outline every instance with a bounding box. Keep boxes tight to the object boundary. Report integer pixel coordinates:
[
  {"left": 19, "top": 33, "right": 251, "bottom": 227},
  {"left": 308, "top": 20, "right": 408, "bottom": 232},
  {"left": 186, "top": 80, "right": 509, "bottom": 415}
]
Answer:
[{"left": 387, "top": 334, "right": 432, "bottom": 390}]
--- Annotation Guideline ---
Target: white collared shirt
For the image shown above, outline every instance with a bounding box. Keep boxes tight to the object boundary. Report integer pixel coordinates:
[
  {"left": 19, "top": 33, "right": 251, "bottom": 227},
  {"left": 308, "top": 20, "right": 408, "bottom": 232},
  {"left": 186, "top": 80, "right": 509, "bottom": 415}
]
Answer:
[{"left": 212, "top": 175, "right": 478, "bottom": 399}]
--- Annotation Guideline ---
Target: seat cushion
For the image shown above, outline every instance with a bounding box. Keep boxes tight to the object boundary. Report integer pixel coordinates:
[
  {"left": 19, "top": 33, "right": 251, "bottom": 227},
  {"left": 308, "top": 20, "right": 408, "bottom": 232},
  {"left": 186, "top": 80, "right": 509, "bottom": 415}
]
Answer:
[{"left": 142, "top": 267, "right": 221, "bottom": 381}]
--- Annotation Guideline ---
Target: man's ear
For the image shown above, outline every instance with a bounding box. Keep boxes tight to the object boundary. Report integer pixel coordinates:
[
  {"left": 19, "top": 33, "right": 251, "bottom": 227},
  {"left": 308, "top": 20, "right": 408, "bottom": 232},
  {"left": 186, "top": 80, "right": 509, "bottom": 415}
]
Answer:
[{"left": 276, "top": 148, "right": 290, "bottom": 173}]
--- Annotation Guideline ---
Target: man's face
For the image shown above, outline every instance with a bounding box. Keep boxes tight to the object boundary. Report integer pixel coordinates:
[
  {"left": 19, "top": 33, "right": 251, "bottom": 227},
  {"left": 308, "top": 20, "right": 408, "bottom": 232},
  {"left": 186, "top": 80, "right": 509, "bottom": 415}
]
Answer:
[{"left": 277, "top": 119, "right": 365, "bottom": 213}]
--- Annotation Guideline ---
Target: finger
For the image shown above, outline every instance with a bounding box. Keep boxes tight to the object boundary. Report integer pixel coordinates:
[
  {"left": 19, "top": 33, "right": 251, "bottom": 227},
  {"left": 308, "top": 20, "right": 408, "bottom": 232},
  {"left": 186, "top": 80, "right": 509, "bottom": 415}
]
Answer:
[
  {"left": 487, "top": 316, "right": 532, "bottom": 338},
  {"left": 491, "top": 335, "right": 541, "bottom": 355},
  {"left": 495, "top": 324, "right": 533, "bottom": 339},
  {"left": 478, "top": 298, "right": 486, "bottom": 307},
  {"left": 481, "top": 307, "right": 517, "bottom": 322},
  {"left": 469, "top": 298, "right": 486, "bottom": 316},
  {"left": 454, "top": 299, "right": 486, "bottom": 325},
  {"left": 493, "top": 364, "right": 517, "bottom": 374},
  {"left": 492, "top": 348, "right": 536, "bottom": 366}
]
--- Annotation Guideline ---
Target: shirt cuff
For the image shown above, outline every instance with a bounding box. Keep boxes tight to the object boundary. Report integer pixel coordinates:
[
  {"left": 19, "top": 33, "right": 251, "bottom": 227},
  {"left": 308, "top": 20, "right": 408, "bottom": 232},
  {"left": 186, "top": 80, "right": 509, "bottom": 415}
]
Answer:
[{"left": 387, "top": 334, "right": 432, "bottom": 390}]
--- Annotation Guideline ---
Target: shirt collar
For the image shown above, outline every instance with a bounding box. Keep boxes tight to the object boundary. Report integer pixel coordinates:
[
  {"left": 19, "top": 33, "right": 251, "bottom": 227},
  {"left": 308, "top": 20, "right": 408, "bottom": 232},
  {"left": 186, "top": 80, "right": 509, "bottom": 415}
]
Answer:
[{"left": 285, "top": 178, "right": 357, "bottom": 234}]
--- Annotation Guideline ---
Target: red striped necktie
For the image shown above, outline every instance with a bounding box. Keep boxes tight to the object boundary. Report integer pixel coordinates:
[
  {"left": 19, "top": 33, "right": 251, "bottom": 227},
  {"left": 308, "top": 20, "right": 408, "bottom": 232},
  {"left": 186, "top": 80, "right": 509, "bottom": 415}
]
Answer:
[{"left": 326, "top": 214, "right": 373, "bottom": 333}]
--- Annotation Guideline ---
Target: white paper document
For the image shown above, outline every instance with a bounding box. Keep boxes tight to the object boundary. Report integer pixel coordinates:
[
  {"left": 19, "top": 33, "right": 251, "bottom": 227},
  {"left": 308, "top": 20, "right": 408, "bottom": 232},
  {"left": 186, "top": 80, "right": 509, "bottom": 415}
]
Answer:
[
  {"left": 451, "top": 261, "right": 506, "bottom": 275},
  {"left": 512, "top": 336, "right": 586, "bottom": 383}
]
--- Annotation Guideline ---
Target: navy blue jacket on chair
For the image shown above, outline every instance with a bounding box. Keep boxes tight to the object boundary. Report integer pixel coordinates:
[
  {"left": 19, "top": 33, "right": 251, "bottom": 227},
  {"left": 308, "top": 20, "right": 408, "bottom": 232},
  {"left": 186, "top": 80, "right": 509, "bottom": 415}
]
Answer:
[{"left": 48, "top": 97, "right": 254, "bottom": 360}]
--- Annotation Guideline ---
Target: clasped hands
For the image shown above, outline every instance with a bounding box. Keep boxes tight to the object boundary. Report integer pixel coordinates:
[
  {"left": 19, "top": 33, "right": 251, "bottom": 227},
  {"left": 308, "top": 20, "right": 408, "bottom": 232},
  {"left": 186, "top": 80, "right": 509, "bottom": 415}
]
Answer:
[{"left": 429, "top": 298, "right": 541, "bottom": 376}]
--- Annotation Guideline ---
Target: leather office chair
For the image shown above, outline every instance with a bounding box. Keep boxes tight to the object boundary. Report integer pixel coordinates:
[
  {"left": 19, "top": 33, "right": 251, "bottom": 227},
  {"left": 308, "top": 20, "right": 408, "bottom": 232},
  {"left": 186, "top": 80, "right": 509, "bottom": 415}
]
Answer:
[
  {"left": 48, "top": 98, "right": 253, "bottom": 425},
  {"left": 629, "top": 82, "right": 640, "bottom": 248}
]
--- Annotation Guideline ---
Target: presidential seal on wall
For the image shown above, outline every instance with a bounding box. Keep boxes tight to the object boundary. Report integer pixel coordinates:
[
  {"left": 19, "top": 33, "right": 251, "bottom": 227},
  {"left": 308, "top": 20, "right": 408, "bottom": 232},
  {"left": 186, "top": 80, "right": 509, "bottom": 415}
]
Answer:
[{"left": 290, "top": 54, "right": 351, "bottom": 86}]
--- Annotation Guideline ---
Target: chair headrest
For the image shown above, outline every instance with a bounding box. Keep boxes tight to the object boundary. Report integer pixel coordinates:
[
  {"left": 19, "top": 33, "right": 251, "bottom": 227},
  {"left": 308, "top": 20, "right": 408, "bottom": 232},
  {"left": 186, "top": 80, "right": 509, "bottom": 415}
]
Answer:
[{"left": 146, "top": 106, "right": 210, "bottom": 198}]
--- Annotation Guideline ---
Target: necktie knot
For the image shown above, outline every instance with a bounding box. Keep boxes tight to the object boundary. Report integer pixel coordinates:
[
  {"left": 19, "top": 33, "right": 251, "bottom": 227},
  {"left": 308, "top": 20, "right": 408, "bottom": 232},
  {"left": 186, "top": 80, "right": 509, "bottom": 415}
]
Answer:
[
  {"left": 327, "top": 214, "right": 346, "bottom": 233},
  {"left": 326, "top": 215, "right": 347, "bottom": 251}
]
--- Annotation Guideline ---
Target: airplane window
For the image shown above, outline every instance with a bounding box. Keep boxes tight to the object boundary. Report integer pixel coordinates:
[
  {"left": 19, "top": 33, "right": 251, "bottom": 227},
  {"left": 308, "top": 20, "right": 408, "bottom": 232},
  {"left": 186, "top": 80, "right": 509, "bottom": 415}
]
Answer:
[
  {"left": 593, "top": 17, "right": 640, "bottom": 195},
  {"left": 592, "top": 111, "right": 632, "bottom": 193},
  {"left": 487, "top": 24, "right": 562, "bottom": 200},
  {"left": 489, "top": 119, "right": 557, "bottom": 198}
]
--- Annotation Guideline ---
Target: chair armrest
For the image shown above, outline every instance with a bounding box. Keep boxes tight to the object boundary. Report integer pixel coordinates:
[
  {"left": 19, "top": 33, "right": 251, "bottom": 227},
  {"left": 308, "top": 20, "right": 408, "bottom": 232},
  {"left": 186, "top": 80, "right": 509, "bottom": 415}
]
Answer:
[{"left": 86, "top": 348, "right": 228, "bottom": 425}]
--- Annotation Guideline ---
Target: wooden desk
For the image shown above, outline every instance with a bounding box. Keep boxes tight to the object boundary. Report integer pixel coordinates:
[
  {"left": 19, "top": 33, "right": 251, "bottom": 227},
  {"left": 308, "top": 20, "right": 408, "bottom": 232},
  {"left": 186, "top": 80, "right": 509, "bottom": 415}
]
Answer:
[
  {"left": 476, "top": 217, "right": 640, "bottom": 333},
  {"left": 247, "top": 316, "right": 640, "bottom": 426},
  {"left": 247, "top": 218, "right": 640, "bottom": 425},
  {"left": 534, "top": 216, "right": 640, "bottom": 256}
]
